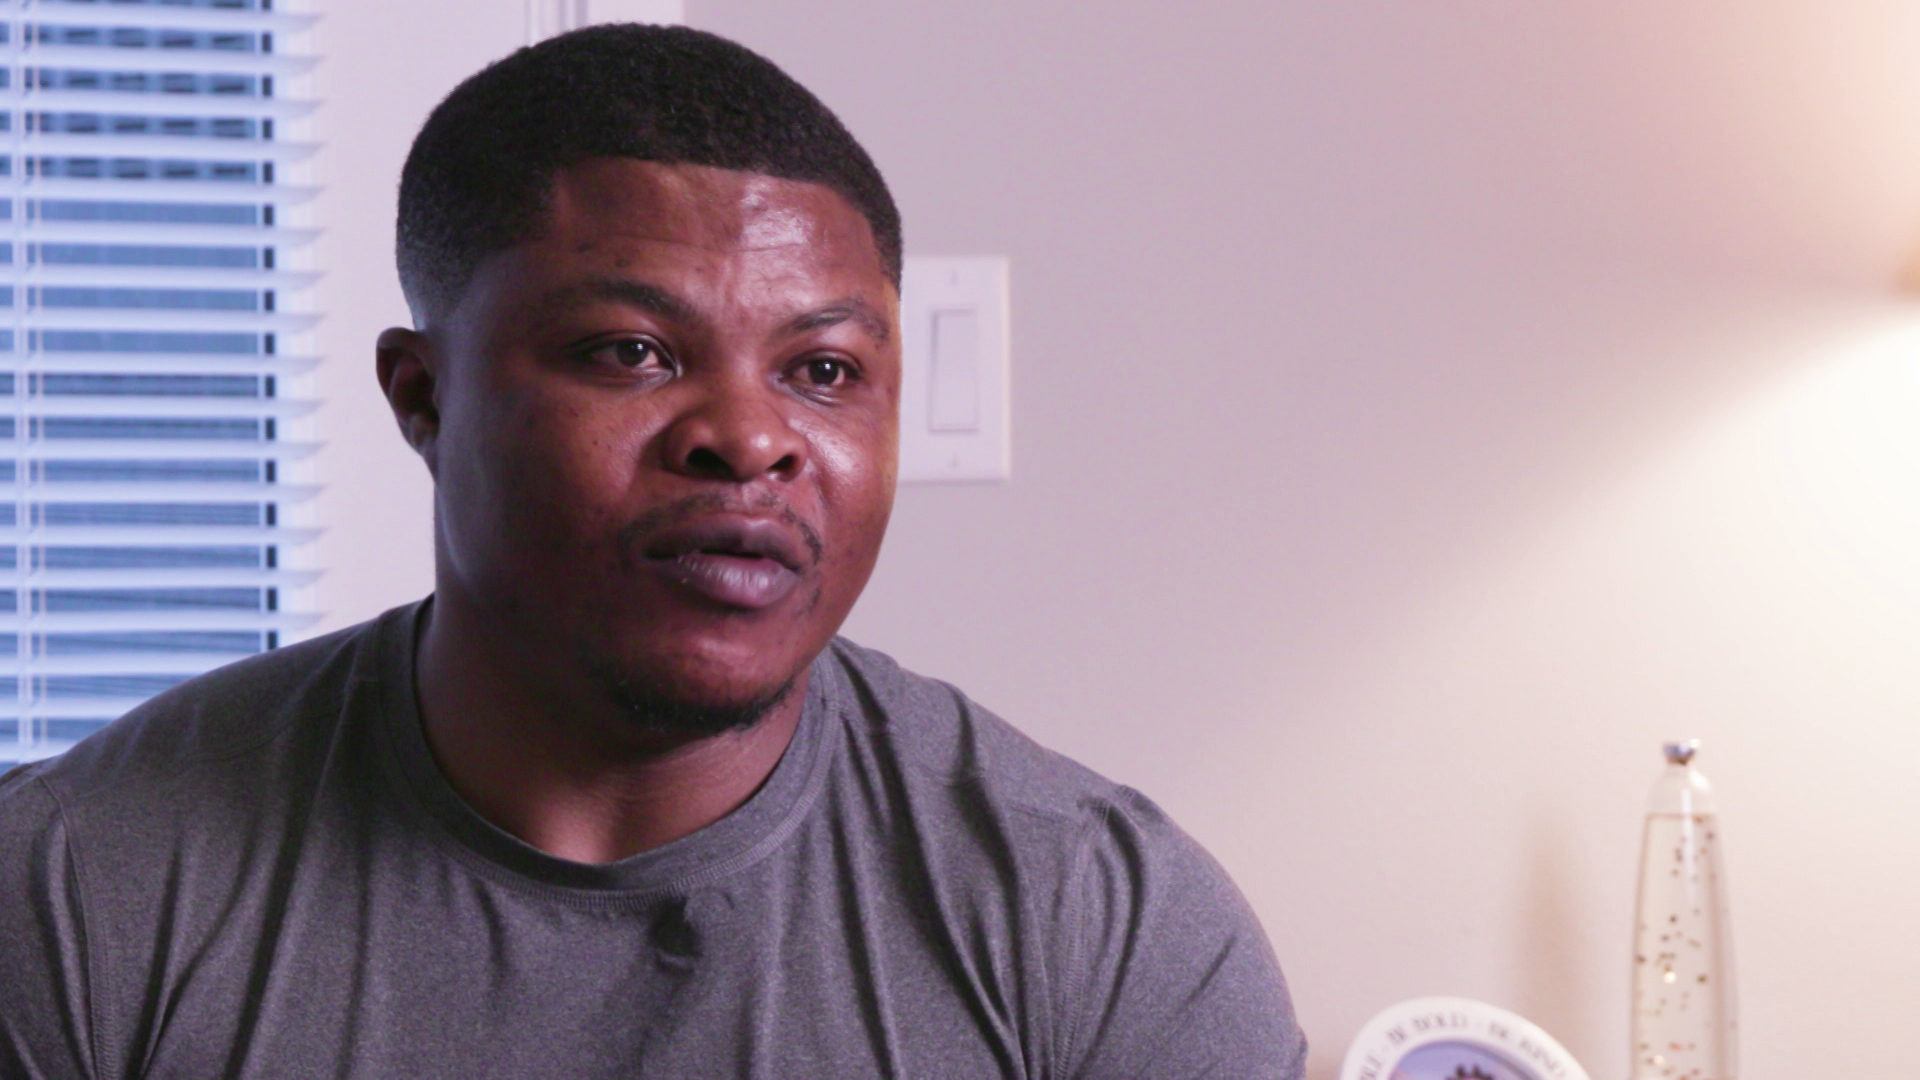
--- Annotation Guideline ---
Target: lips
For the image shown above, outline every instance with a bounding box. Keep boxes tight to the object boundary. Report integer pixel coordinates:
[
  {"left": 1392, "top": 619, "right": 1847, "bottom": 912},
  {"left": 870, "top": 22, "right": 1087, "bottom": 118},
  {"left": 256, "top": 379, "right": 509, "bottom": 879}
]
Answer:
[{"left": 637, "top": 516, "right": 808, "bottom": 610}]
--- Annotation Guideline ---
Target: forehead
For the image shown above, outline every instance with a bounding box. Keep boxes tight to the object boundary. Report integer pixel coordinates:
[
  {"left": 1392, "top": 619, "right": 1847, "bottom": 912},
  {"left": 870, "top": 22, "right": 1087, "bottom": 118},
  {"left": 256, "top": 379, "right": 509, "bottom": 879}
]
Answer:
[{"left": 534, "top": 158, "right": 886, "bottom": 283}]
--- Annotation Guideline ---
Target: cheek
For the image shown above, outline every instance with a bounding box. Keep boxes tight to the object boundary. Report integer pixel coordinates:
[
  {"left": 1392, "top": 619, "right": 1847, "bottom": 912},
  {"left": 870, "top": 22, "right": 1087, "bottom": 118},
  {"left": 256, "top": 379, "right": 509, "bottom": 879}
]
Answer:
[
  {"left": 440, "top": 384, "right": 645, "bottom": 563},
  {"left": 807, "top": 414, "right": 897, "bottom": 570}
]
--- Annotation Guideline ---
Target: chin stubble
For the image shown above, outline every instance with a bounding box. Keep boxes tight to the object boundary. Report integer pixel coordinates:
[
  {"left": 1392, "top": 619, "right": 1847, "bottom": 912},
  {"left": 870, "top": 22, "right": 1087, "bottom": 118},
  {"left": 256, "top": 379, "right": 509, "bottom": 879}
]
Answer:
[{"left": 582, "top": 654, "right": 801, "bottom": 739}]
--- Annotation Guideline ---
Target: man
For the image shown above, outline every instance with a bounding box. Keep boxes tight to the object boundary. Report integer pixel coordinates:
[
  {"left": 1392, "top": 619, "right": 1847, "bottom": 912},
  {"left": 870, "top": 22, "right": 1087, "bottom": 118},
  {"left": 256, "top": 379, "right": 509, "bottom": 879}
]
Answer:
[{"left": 0, "top": 25, "right": 1306, "bottom": 1079}]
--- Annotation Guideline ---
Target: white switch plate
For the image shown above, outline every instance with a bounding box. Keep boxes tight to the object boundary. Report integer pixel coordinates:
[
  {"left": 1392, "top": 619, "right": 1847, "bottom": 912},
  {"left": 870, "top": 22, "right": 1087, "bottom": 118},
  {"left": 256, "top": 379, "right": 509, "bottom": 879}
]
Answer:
[
  {"left": 527, "top": 0, "right": 681, "bottom": 42},
  {"left": 591, "top": 0, "right": 684, "bottom": 24},
  {"left": 899, "top": 256, "right": 1011, "bottom": 483}
]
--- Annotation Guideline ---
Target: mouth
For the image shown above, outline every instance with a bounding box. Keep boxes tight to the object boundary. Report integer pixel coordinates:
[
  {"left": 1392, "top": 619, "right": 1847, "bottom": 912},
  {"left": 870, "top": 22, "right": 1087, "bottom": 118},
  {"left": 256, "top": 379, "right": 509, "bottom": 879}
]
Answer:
[{"left": 638, "top": 516, "right": 808, "bottom": 610}]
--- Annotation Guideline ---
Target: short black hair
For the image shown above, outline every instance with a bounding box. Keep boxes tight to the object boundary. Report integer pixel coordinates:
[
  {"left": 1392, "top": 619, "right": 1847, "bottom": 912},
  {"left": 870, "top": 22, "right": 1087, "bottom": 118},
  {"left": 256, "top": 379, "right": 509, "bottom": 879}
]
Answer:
[{"left": 396, "top": 23, "right": 902, "bottom": 319}]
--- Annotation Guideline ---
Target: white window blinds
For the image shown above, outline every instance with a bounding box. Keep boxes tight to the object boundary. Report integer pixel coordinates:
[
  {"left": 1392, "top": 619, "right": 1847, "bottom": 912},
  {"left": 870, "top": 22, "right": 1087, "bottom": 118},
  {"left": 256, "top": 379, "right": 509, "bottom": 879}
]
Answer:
[{"left": 1, "top": 0, "right": 317, "bottom": 768}]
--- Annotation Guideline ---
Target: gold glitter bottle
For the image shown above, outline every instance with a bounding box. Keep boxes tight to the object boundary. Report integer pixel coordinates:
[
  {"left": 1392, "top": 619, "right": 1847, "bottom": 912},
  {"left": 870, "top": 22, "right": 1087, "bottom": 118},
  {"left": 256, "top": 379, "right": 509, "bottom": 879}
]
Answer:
[{"left": 1630, "top": 740, "right": 1737, "bottom": 1080}]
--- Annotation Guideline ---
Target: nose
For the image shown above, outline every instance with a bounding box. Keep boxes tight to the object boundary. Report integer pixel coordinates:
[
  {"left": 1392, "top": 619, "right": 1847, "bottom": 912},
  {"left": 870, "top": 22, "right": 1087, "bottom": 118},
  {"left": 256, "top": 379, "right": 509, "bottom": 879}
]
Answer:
[{"left": 660, "top": 376, "right": 808, "bottom": 483}]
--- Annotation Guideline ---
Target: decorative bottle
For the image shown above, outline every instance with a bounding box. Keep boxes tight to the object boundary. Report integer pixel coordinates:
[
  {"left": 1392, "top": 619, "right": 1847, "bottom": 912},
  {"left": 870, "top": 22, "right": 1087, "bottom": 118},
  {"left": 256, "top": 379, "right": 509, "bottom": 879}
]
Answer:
[{"left": 1630, "top": 740, "right": 1737, "bottom": 1080}]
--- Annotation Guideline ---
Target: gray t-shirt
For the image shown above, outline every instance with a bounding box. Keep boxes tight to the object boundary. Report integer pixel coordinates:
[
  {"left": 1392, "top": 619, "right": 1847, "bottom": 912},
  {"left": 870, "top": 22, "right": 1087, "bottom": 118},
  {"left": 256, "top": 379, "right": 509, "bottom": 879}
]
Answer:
[{"left": 0, "top": 603, "right": 1306, "bottom": 1079}]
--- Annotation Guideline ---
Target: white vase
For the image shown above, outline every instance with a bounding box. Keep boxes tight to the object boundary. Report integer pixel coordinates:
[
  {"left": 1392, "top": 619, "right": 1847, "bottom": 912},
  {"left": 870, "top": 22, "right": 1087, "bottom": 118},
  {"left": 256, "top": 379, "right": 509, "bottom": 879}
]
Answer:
[{"left": 1629, "top": 740, "right": 1737, "bottom": 1080}]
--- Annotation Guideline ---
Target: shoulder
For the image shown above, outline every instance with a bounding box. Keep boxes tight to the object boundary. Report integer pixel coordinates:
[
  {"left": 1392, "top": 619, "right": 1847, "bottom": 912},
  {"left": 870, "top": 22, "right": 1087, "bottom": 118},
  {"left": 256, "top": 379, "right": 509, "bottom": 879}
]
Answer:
[
  {"left": 820, "top": 635, "right": 1228, "bottom": 879},
  {"left": 820, "top": 637, "right": 1306, "bottom": 1078},
  {"left": 0, "top": 758, "right": 64, "bottom": 853},
  {"left": 823, "top": 636, "right": 1139, "bottom": 824},
  {"left": 820, "top": 636, "right": 1248, "bottom": 943},
  {"left": 0, "top": 609, "right": 409, "bottom": 1080},
  {"left": 14, "top": 603, "right": 411, "bottom": 812}
]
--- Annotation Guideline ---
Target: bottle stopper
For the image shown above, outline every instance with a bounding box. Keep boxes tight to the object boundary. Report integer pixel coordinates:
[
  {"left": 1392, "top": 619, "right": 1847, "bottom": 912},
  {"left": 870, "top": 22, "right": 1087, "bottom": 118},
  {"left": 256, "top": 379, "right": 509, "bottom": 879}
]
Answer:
[{"left": 1663, "top": 740, "right": 1700, "bottom": 766}]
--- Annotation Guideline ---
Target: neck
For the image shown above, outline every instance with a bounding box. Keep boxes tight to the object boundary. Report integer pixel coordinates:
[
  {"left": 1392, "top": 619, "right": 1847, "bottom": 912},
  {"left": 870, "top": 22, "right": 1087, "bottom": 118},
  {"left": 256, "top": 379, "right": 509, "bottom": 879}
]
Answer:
[{"left": 412, "top": 591, "right": 808, "bottom": 864}]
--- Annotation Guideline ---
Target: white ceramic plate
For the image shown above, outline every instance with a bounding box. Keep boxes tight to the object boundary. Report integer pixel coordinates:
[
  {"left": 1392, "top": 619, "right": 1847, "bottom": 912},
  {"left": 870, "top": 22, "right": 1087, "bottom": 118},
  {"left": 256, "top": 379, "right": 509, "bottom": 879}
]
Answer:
[{"left": 1340, "top": 997, "right": 1591, "bottom": 1080}]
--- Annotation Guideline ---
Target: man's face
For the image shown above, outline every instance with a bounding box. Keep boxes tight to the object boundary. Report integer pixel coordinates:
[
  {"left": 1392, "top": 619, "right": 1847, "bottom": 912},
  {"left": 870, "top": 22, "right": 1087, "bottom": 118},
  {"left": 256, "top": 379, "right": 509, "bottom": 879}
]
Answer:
[{"left": 416, "top": 159, "right": 899, "bottom": 729}]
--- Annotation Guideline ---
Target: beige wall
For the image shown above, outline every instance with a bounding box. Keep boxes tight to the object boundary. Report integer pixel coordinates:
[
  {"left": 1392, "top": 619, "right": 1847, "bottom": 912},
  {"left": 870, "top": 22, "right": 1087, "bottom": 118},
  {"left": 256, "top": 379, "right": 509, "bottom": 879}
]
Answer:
[{"left": 312, "top": 2, "right": 1920, "bottom": 1075}]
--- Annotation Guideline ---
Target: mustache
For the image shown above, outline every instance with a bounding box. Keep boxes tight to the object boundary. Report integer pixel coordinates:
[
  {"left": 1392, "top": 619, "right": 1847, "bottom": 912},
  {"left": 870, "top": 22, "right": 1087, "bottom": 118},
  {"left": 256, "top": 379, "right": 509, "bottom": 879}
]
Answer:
[{"left": 616, "top": 492, "right": 825, "bottom": 567}]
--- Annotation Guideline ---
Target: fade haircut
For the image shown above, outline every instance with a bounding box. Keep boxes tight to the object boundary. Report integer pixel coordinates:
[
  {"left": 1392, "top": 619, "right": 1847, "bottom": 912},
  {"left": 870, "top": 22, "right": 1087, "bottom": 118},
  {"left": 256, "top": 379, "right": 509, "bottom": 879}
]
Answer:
[{"left": 396, "top": 23, "right": 902, "bottom": 320}]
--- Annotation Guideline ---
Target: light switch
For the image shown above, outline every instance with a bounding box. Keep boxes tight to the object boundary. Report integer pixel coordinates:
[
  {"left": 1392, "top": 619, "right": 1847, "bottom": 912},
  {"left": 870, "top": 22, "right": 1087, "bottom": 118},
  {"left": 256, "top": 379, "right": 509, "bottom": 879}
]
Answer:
[
  {"left": 527, "top": 0, "right": 681, "bottom": 43},
  {"left": 588, "top": 0, "right": 684, "bottom": 23},
  {"left": 929, "top": 308, "right": 981, "bottom": 432},
  {"left": 899, "top": 257, "right": 1010, "bottom": 482}
]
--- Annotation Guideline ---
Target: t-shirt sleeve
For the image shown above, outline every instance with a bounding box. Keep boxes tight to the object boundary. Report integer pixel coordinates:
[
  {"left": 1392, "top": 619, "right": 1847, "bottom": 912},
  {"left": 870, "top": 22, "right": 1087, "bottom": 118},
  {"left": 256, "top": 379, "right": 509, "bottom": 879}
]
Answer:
[
  {"left": 1054, "top": 787, "right": 1307, "bottom": 1080},
  {"left": 0, "top": 766, "right": 100, "bottom": 1080}
]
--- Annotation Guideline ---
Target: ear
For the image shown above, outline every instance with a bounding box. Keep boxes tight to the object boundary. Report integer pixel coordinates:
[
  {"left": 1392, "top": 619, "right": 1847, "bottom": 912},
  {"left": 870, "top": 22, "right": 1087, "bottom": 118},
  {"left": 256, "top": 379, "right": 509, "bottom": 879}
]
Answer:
[{"left": 376, "top": 327, "right": 443, "bottom": 477}]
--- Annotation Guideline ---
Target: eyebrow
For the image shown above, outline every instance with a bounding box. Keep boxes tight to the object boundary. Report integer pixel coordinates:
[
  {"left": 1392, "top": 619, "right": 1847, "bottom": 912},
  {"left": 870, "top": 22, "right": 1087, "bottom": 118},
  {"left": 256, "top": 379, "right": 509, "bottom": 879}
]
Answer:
[
  {"left": 781, "top": 299, "right": 891, "bottom": 345},
  {"left": 541, "top": 278, "right": 891, "bottom": 345},
  {"left": 540, "top": 277, "right": 704, "bottom": 326}
]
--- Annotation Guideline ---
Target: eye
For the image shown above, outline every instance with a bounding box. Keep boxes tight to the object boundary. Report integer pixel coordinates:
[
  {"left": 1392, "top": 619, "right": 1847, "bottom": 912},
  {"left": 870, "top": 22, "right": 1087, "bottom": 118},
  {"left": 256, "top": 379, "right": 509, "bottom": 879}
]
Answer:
[
  {"left": 579, "top": 337, "right": 673, "bottom": 379},
  {"left": 796, "top": 357, "right": 855, "bottom": 389}
]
